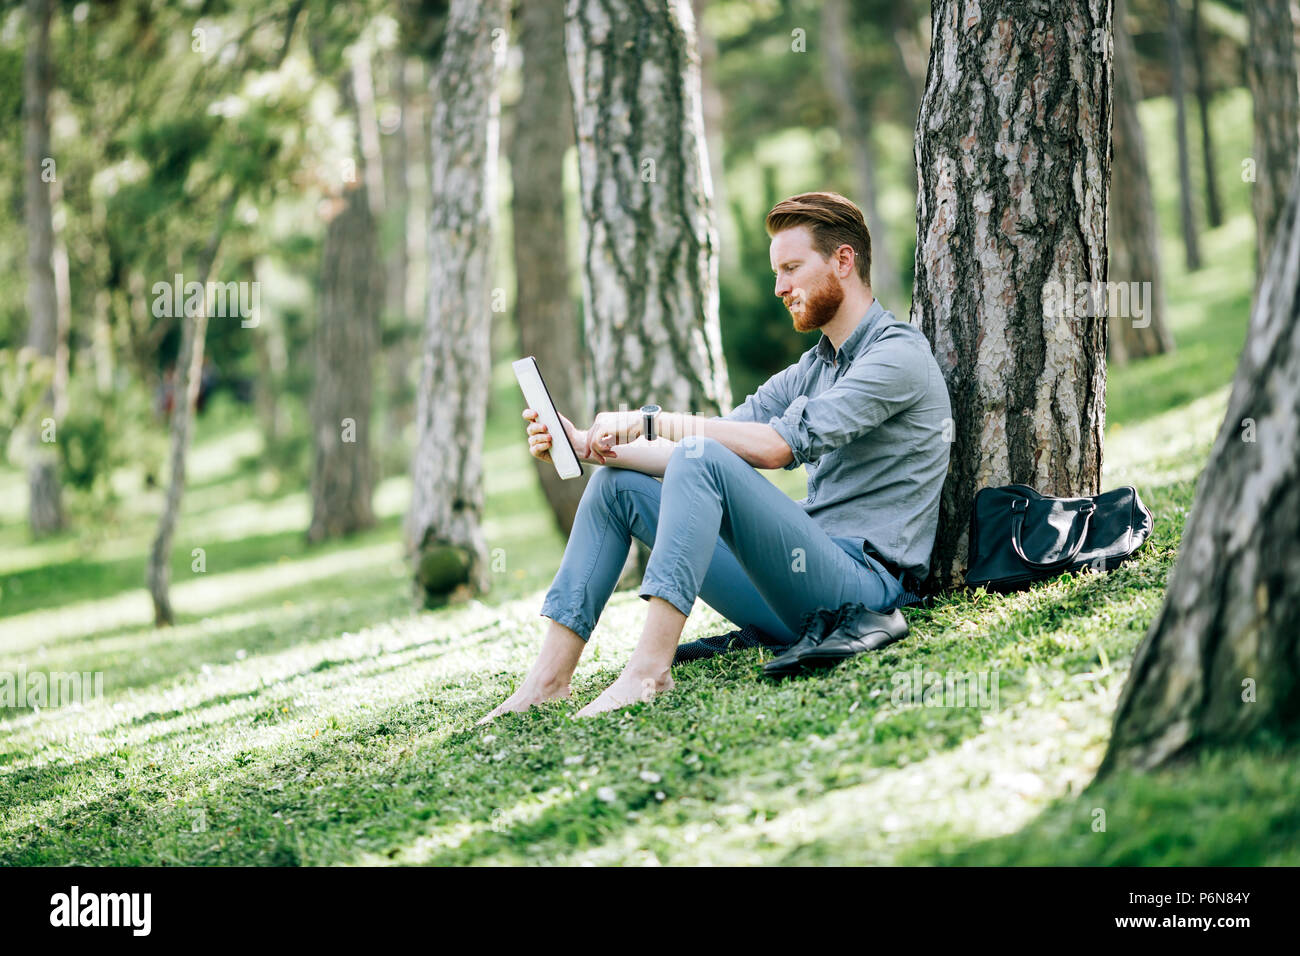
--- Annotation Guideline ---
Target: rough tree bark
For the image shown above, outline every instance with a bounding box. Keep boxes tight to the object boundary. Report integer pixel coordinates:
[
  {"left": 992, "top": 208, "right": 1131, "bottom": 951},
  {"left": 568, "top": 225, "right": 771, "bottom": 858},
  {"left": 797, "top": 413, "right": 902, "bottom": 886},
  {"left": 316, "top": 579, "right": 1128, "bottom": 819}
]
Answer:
[
  {"left": 1190, "top": 0, "right": 1222, "bottom": 229},
  {"left": 23, "top": 0, "right": 64, "bottom": 537},
  {"left": 1109, "top": 0, "right": 1174, "bottom": 364},
  {"left": 913, "top": 0, "right": 1110, "bottom": 589},
  {"left": 308, "top": 71, "right": 380, "bottom": 544},
  {"left": 1101, "top": 161, "right": 1300, "bottom": 773},
  {"left": 1167, "top": 0, "right": 1202, "bottom": 271},
  {"left": 147, "top": 190, "right": 239, "bottom": 626},
  {"left": 1246, "top": 0, "right": 1300, "bottom": 277},
  {"left": 564, "top": 0, "right": 731, "bottom": 417},
  {"left": 407, "top": 0, "right": 507, "bottom": 603},
  {"left": 821, "top": 0, "right": 902, "bottom": 310},
  {"left": 510, "top": 0, "right": 589, "bottom": 538}
]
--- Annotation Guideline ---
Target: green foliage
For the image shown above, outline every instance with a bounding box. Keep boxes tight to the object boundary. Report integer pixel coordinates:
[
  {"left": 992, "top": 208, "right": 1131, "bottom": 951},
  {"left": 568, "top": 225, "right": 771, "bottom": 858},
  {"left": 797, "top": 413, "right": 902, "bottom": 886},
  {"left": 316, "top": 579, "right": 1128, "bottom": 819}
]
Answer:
[
  {"left": 56, "top": 407, "right": 110, "bottom": 492},
  {"left": 56, "top": 377, "right": 161, "bottom": 491},
  {"left": 0, "top": 349, "right": 55, "bottom": 449}
]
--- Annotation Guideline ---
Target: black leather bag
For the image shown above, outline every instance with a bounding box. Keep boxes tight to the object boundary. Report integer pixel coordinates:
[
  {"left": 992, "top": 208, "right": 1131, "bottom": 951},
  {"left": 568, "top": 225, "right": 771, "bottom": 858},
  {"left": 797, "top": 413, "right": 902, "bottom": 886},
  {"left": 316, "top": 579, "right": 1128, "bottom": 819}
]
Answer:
[{"left": 965, "top": 484, "right": 1154, "bottom": 591}]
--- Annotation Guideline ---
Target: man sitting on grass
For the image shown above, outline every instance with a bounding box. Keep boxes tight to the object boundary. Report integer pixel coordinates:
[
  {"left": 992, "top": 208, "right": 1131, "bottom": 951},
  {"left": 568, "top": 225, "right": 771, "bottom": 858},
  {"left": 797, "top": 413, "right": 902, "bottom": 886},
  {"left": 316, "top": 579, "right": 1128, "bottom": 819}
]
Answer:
[{"left": 480, "top": 192, "right": 952, "bottom": 721}]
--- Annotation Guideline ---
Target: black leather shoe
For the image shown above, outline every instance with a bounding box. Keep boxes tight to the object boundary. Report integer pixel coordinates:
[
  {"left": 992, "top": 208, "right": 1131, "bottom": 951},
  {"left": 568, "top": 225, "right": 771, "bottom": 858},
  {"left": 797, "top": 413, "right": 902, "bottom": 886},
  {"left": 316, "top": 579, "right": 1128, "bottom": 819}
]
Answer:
[
  {"left": 763, "top": 603, "right": 908, "bottom": 679},
  {"left": 760, "top": 605, "right": 847, "bottom": 678},
  {"left": 673, "top": 623, "right": 782, "bottom": 664}
]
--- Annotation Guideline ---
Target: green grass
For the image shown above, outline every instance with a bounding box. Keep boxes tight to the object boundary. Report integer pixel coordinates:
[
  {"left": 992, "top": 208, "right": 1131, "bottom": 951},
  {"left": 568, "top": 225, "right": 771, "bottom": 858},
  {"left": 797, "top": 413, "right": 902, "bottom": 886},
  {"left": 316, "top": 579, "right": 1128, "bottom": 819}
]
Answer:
[{"left": 1, "top": 89, "right": 1287, "bottom": 866}]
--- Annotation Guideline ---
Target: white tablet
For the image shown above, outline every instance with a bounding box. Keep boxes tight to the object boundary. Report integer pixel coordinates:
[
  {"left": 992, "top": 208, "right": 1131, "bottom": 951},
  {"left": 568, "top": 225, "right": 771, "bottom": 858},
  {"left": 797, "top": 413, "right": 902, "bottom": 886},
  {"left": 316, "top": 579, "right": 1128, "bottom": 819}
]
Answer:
[{"left": 511, "top": 356, "right": 584, "bottom": 480}]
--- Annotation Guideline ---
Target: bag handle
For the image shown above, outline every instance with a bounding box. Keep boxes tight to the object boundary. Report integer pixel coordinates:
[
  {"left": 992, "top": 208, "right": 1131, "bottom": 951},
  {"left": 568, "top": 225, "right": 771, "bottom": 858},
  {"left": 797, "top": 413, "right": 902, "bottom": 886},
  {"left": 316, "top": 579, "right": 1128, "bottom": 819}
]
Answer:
[{"left": 1009, "top": 498, "right": 1096, "bottom": 570}]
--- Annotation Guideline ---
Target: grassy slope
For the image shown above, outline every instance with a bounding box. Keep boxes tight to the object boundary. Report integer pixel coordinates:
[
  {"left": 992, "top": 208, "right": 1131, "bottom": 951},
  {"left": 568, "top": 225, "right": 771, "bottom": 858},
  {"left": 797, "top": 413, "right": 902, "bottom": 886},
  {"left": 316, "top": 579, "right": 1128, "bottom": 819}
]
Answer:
[{"left": 2, "top": 89, "right": 1294, "bottom": 866}]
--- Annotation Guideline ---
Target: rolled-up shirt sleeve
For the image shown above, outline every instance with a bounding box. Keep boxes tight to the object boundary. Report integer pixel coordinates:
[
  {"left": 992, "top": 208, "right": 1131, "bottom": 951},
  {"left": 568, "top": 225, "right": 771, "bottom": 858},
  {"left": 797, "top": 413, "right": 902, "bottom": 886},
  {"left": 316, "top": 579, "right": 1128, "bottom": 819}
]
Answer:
[{"left": 768, "top": 334, "right": 928, "bottom": 469}]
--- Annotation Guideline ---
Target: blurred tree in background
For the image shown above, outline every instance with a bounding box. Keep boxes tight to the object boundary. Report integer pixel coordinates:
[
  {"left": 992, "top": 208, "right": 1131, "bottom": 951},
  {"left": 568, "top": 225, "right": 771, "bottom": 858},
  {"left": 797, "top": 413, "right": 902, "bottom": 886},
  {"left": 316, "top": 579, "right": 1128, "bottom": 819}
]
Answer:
[
  {"left": 305, "top": 7, "right": 383, "bottom": 544},
  {"left": 508, "top": 0, "right": 588, "bottom": 537},
  {"left": 21, "top": 0, "right": 65, "bottom": 536},
  {"left": 407, "top": 0, "right": 507, "bottom": 605},
  {"left": 1245, "top": 0, "right": 1299, "bottom": 277},
  {"left": 565, "top": 0, "right": 731, "bottom": 418},
  {"left": 1111, "top": 0, "right": 1175, "bottom": 363}
]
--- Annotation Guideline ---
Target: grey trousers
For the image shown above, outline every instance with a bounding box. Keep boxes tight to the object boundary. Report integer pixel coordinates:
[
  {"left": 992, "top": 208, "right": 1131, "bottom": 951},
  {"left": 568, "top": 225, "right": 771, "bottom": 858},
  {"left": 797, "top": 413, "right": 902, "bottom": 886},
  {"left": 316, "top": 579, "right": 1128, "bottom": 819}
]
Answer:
[{"left": 539, "top": 437, "right": 903, "bottom": 644}]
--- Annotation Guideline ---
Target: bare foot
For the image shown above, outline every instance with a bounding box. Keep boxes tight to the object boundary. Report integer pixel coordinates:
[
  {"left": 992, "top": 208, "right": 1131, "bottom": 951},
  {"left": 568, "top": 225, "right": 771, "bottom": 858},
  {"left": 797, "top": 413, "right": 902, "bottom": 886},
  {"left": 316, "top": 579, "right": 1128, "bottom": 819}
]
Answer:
[
  {"left": 477, "top": 679, "right": 571, "bottom": 725},
  {"left": 574, "top": 668, "right": 674, "bottom": 718}
]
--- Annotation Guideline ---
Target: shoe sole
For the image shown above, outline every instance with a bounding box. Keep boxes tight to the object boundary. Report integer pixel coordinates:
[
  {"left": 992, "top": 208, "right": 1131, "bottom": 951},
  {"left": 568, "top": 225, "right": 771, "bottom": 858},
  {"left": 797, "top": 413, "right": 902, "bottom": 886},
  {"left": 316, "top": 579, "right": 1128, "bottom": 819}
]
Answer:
[{"left": 763, "top": 630, "right": 907, "bottom": 677}]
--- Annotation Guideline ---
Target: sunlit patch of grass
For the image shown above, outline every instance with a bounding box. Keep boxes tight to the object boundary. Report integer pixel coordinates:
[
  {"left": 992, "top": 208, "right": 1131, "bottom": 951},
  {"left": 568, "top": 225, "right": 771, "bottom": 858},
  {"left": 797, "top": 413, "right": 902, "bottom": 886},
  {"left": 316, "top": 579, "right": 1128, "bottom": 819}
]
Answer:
[{"left": 916, "top": 743, "right": 1300, "bottom": 866}]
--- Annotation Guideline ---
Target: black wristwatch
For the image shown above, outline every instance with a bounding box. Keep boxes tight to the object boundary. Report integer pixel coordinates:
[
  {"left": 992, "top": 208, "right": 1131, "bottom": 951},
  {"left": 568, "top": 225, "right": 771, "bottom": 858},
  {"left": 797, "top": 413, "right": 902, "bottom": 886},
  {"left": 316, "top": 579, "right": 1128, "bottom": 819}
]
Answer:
[{"left": 640, "top": 404, "right": 661, "bottom": 441}]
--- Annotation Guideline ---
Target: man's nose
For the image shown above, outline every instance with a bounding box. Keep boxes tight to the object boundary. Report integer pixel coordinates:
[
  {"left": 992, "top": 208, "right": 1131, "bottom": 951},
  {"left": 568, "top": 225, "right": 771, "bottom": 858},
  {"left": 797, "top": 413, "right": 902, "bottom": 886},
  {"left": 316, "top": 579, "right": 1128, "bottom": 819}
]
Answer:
[{"left": 774, "top": 276, "right": 791, "bottom": 297}]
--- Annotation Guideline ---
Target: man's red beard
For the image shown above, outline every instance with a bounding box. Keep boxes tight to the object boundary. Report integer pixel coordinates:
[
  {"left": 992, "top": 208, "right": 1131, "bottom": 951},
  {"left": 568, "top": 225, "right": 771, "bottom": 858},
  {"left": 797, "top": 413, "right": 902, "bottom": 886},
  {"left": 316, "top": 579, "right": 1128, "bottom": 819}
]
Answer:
[{"left": 784, "top": 272, "right": 844, "bottom": 332}]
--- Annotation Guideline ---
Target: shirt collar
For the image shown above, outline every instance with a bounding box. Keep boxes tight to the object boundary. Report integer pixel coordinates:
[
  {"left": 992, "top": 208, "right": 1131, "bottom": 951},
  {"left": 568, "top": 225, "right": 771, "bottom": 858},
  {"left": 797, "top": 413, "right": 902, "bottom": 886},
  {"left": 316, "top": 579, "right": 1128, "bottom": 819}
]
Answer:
[{"left": 815, "top": 299, "right": 887, "bottom": 367}]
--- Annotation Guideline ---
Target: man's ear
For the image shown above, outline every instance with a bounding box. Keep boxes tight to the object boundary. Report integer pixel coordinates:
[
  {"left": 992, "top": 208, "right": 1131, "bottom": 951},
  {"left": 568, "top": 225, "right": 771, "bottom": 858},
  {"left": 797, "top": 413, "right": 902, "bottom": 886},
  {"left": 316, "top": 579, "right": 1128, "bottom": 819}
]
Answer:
[{"left": 836, "top": 244, "right": 856, "bottom": 278}]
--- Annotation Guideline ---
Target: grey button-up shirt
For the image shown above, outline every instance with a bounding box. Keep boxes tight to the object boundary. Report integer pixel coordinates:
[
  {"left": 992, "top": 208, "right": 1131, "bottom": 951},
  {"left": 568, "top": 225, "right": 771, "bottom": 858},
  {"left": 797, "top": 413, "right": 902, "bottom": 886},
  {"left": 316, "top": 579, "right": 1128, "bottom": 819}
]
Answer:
[{"left": 716, "top": 300, "right": 951, "bottom": 582}]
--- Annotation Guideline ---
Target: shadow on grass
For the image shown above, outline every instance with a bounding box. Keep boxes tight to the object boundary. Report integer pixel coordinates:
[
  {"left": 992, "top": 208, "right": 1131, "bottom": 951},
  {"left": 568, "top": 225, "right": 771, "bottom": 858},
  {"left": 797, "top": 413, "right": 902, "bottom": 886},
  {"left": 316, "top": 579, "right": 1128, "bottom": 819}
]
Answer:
[
  {"left": 0, "top": 591, "right": 520, "bottom": 767},
  {"left": 0, "top": 516, "right": 404, "bottom": 620},
  {"left": 0, "top": 568, "right": 412, "bottom": 717}
]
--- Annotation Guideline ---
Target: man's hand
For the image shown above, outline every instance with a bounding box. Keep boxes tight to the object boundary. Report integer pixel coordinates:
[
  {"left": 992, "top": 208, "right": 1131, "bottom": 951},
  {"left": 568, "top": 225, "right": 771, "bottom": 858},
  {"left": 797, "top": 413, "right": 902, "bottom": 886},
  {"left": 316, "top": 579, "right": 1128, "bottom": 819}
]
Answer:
[
  {"left": 524, "top": 409, "right": 599, "bottom": 464},
  {"left": 586, "top": 410, "right": 643, "bottom": 461}
]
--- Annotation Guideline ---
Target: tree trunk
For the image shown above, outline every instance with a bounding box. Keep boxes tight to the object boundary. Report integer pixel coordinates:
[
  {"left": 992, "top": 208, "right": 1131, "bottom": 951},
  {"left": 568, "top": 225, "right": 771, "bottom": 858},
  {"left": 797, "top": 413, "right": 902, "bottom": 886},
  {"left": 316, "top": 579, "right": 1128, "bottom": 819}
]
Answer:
[
  {"left": 147, "top": 190, "right": 239, "bottom": 626},
  {"left": 1109, "top": 0, "right": 1174, "bottom": 364},
  {"left": 564, "top": 0, "right": 731, "bottom": 417},
  {"left": 1168, "top": 0, "right": 1202, "bottom": 271},
  {"left": 912, "top": 0, "right": 1110, "bottom": 589},
  {"left": 821, "top": 0, "right": 902, "bottom": 310},
  {"left": 1246, "top": 0, "right": 1300, "bottom": 278},
  {"left": 510, "top": 0, "right": 589, "bottom": 537},
  {"left": 92, "top": 288, "right": 113, "bottom": 394},
  {"left": 350, "top": 46, "right": 385, "bottom": 216},
  {"left": 693, "top": 0, "right": 729, "bottom": 264},
  {"left": 308, "top": 71, "right": 380, "bottom": 544},
  {"left": 407, "top": 0, "right": 507, "bottom": 604},
  {"left": 1101, "top": 161, "right": 1300, "bottom": 773},
  {"left": 23, "top": 0, "right": 64, "bottom": 537},
  {"left": 252, "top": 277, "right": 286, "bottom": 450},
  {"left": 50, "top": 178, "right": 71, "bottom": 422},
  {"left": 892, "top": 0, "right": 927, "bottom": 196},
  {"left": 892, "top": 1, "right": 927, "bottom": 125},
  {"left": 1191, "top": 0, "right": 1222, "bottom": 229},
  {"left": 381, "top": 55, "right": 412, "bottom": 450}
]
